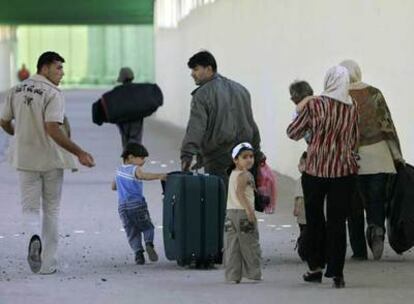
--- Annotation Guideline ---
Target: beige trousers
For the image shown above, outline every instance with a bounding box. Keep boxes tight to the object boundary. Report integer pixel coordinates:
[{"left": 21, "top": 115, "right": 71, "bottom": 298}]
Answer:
[
  {"left": 224, "top": 209, "right": 262, "bottom": 282},
  {"left": 19, "top": 169, "right": 64, "bottom": 274}
]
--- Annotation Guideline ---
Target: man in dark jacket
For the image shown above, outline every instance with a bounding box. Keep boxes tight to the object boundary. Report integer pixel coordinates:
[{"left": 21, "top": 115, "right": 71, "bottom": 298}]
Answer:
[{"left": 181, "top": 51, "right": 261, "bottom": 185}]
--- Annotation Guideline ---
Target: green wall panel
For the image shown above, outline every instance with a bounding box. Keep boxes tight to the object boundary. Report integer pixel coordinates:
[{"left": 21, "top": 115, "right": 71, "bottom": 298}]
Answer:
[
  {"left": 17, "top": 25, "right": 154, "bottom": 85},
  {"left": 0, "top": 0, "right": 153, "bottom": 25}
]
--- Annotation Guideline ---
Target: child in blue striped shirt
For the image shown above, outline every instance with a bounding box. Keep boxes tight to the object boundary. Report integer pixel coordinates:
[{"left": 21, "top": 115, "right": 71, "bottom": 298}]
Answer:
[{"left": 112, "top": 143, "right": 166, "bottom": 265}]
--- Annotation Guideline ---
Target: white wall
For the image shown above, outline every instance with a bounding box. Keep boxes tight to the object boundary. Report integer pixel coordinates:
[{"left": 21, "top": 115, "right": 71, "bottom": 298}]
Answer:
[{"left": 155, "top": 0, "right": 414, "bottom": 178}]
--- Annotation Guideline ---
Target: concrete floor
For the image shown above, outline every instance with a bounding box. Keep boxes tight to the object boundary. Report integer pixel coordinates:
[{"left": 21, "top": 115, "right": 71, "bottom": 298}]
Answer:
[{"left": 0, "top": 90, "right": 413, "bottom": 304}]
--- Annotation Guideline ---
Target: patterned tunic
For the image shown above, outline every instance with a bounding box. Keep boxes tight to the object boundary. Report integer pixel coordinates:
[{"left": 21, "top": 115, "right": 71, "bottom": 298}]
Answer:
[
  {"left": 287, "top": 96, "right": 359, "bottom": 178},
  {"left": 349, "top": 86, "right": 402, "bottom": 162}
]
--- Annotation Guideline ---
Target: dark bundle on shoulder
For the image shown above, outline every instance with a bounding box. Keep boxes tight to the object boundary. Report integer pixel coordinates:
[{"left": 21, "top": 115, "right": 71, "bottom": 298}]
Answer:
[{"left": 92, "top": 83, "right": 163, "bottom": 126}]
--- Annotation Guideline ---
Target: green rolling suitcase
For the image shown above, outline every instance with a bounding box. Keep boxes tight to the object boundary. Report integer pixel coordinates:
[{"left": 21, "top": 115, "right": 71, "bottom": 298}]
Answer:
[{"left": 163, "top": 172, "right": 226, "bottom": 268}]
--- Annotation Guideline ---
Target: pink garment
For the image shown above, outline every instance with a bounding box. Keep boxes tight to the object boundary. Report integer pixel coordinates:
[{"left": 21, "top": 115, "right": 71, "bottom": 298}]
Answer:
[{"left": 256, "top": 161, "right": 277, "bottom": 214}]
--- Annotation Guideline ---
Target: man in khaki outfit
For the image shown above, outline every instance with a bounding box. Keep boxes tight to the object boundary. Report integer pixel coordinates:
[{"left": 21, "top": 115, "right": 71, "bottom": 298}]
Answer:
[{"left": 0, "top": 52, "right": 95, "bottom": 274}]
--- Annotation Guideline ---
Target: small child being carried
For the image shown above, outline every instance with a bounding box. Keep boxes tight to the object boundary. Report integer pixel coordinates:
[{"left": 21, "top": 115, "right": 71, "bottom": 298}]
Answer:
[{"left": 289, "top": 80, "right": 314, "bottom": 262}]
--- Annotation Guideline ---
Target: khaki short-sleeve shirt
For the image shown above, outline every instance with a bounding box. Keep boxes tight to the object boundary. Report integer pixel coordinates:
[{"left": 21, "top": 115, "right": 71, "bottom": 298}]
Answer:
[{"left": 0, "top": 75, "right": 75, "bottom": 171}]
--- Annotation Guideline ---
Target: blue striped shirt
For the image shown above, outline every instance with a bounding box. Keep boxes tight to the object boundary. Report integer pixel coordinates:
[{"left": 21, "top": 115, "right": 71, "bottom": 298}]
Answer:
[{"left": 115, "top": 164, "right": 145, "bottom": 210}]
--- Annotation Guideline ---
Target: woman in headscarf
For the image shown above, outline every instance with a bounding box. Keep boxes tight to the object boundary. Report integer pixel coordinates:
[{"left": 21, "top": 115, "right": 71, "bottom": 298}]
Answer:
[
  {"left": 340, "top": 60, "right": 404, "bottom": 260},
  {"left": 287, "top": 66, "right": 359, "bottom": 288}
]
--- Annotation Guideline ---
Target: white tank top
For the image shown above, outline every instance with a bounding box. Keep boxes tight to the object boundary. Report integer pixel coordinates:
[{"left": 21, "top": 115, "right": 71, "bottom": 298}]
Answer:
[{"left": 227, "top": 170, "right": 255, "bottom": 210}]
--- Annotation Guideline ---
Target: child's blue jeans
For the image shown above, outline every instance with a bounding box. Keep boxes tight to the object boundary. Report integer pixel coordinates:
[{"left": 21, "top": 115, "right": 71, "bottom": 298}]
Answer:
[{"left": 119, "top": 204, "right": 155, "bottom": 253}]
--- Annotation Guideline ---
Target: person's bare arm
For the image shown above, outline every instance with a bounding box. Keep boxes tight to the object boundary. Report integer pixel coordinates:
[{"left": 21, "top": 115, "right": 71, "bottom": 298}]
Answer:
[
  {"left": 111, "top": 180, "right": 117, "bottom": 191},
  {"left": 45, "top": 122, "right": 95, "bottom": 167},
  {"left": 236, "top": 171, "right": 256, "bottom": 223},
  {"left": 0, "top": 119, "right": 14, "bottom": 136},
  {"left": 135, "top": 168, "right": 167, "bottom": 181}
]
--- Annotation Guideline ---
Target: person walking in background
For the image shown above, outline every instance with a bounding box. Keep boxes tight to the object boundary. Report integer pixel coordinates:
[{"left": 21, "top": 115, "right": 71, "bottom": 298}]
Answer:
[
  {"left": 116, "top": 68, "right": 145, "bottom": 148},
  {"left": 0, "top": 51, "right": 95, "bottom": 274},
  {"left": 289, "top": 80, "right": 314, "bottom": 262},
  {"left": 290, "top": 79, "right": 368, "bottom": 261},
  {"left": 340, "top": 60, "right": 404, "bottom": 260},
  {"left": 17, "top": 64, "right": 30, "bottom": 82},
  {"left": 287, "top": 66, "right": 359, "bottom": 288},
  {"left": 92, "top": 67, "right": 163, "bottom": 149},
  {"left": 181, "top": 51, "right": 261, "bottom": 187}
]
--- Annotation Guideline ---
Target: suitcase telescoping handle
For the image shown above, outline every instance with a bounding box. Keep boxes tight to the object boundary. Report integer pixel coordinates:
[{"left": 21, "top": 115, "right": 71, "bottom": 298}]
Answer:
[{"left": 169, "top": 195, "right": 176, "bottom": 239}]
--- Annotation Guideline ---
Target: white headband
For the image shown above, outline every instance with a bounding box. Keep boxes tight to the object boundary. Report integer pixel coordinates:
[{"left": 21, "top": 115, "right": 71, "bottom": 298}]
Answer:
[{"left": 232, "top": 142, "right": 254, "bottom": 159}]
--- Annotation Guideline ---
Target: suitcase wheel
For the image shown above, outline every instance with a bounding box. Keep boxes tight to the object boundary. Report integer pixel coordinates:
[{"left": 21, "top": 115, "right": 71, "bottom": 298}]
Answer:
[
  {"left": 177, "top": 258, "right": 188, "bottom": 267},
  {"left": 214, "top": 252, "right": 223, "bottom": 265},
  {"left": 195, "top": 259, "right": 214, "bottom": 269}
]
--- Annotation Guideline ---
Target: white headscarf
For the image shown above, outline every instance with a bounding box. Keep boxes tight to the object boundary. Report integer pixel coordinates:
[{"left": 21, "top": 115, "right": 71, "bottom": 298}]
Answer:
[
  {"left": 339, "top": 59, "right": 370, "bottom": 90},
  {"left": 321, "top": 65, "right": 353, "bottom": 105}
]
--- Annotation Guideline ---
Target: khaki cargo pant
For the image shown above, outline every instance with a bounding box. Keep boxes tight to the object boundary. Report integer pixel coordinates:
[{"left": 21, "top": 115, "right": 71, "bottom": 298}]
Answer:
[{"left": 224, "top": 209, "right": 262, "bottom": 282}]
